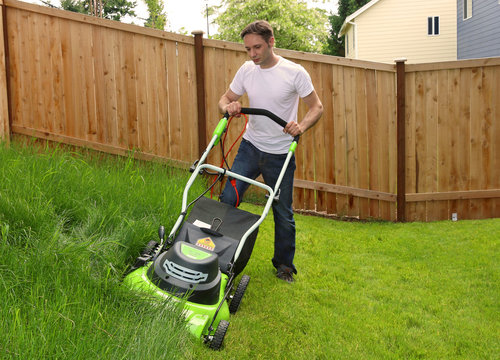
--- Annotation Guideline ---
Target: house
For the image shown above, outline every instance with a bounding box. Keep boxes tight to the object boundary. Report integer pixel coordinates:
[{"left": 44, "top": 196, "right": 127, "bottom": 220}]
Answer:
[
  {"left": 457, "top": 0, "right": 500, "bottom": 59},
  {"left": 339, "top": 0, "right": 457, "bottom": 64}
]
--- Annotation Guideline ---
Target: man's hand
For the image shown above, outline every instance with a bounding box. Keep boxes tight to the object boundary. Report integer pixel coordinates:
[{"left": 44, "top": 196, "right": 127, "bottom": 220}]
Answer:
[
  {"left": 219, "top": 89, "right": 242, "bottom": 116},
  {"left": 283, "top": 121, "right": 303, "bottom": 137},
  {"left": 225, "top": 101, "right": 242, "bottom": 117},
  {"left": 283, "top": 90, "right": 323, "bottom": 137}
]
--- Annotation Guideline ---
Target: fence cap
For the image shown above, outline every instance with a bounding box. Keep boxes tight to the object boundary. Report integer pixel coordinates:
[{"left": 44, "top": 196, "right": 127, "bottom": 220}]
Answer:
[
  {"left": 191, "top": 30, "right": 205, "bottom": 36},
  {"left": 394, "top": 58, "right": 407, "bottom": 63}
]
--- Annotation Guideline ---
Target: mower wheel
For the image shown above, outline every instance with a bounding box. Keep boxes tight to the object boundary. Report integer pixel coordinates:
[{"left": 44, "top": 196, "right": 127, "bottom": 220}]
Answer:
[
  {"left": 209, "top": 320, "right": 229, "bottom": 350},
  {"left": 229, "top": 274, "right": 250, "bottom": 314}
]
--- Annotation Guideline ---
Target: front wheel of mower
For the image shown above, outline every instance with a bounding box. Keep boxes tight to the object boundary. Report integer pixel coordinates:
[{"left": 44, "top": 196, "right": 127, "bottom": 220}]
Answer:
[
  {"left": 209, "top": 320, "right": 229, "bottom": 350},
  {"left": 229, "top": 275, "right": 250, "bottom": 314}
]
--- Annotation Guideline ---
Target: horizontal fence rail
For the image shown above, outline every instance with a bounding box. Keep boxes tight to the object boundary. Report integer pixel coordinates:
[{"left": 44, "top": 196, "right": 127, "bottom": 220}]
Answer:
[{"left": 0, "top": 0, "right": 498, "bottom": 221}]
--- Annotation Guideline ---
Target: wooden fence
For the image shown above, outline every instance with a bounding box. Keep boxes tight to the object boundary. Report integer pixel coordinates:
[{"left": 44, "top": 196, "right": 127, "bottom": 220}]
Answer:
[{"left": 0, "top": 0, "right": 498, "bottom": 222}]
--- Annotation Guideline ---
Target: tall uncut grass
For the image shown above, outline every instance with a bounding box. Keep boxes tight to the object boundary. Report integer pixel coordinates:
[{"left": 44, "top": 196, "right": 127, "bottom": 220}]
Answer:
[{"left": 0, "top": 141, "right": 204, "bottom": 359}]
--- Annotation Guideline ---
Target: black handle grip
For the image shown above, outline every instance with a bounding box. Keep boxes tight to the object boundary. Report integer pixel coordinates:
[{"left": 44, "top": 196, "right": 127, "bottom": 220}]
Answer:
[{"left": 224, "top": 107, "right": 300, "bottom": 143}]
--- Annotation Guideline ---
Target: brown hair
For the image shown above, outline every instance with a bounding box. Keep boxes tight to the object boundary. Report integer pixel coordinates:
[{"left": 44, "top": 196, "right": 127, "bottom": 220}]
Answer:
[{"left": 240, "top": 20, "right": 274, "bottom": 43}]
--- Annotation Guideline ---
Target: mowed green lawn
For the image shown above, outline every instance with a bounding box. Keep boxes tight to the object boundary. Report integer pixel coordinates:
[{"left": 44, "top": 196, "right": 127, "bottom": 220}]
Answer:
[{"left": 1, "top": 141, "right": 498, "bottom": 359}]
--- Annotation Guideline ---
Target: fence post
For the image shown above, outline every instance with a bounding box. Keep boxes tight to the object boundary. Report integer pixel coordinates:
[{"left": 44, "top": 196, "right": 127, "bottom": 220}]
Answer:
[
  {"left": 395, "top": 58, "right": 407, "bottom": 222},
  {"left": 192, "top": 30, "right": 207, "bottom": 157},
  {"left": 0, "top": 0, "right": 10, "bottom": 144}
]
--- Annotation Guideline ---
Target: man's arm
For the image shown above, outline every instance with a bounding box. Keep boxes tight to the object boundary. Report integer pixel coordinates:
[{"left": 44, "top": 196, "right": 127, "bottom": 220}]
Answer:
[
  {"left": 218, "top": 89, "right": 242, "bottom": 116},
  {"left": 284, "top": 90, "right": 323, "bottom": 137}
]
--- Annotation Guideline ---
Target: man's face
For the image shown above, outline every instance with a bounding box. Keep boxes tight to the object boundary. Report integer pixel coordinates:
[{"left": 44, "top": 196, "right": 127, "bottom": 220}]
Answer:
[{"left": 243, "top": 33, "right": 275, "bottom": 68}]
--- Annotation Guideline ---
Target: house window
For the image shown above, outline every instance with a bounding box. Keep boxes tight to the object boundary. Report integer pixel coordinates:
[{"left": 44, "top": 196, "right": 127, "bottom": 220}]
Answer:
[
  {"left": 463, "top": 0, "right": 472, "bottom": 19},
  {"left": 427, "top": 16, "right": 440, "bottom": 35}
]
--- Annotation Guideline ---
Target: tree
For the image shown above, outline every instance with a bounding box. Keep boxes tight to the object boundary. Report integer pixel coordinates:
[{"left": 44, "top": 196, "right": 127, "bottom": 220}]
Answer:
[
  {"left": 59, "top": 0, "right": 136, "bottom": 21},
  {"left": 323, "top": 0, "right": 369, "bottom": 56},
  {"left": 143, "top": 0, "right": 167, "bottom": 30},
  {"left": 210, "top": 0, "right": 329, "bottom": 53}
]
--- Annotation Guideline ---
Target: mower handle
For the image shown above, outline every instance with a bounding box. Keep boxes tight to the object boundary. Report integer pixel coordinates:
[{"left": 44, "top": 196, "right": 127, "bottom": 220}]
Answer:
[{"left": 224, "top": 107, "right": 300, "bottom": 143}]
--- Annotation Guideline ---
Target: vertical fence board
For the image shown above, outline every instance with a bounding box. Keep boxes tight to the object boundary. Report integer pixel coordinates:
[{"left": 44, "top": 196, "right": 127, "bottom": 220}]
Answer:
[
  {"left": 18, "top": 11, "right": 33, "bottom": 129},
  {"left": 83, "top": 24, "right": 97, "bottom": 142},
  {"left": 146, "top": 36, "right": 159, "bottom": 154},
  {"left": 136, "top": 35, "right": 151, "bottom": 153},
  {"left": 425, "top": 71, "right": 439, "bottom": 221},
  {"left": 355, "top": 68, "right": 370, "bottom": 219},
  {"left": 321, "top": 63, "right": 336, "bottom": 215},
  {"left": 303, "top": 60, "right": 320, "bottom": 211},
  {"left": 92, "top": 25, "right": 105, "bottom": 143},
  {"left": 104, "top": 28, "right": 119, "bottom": 146},
  {"left": 377, "top": 71, "right": 392, "bottom": 220},
  {"left": 122, "top": 33, "right": 137, "bottom": 150},
  {"left": 334, "top": 66, "right": 348, "bottom": 216},
  {"left": 456, "top": 68, "right": 472, "bottom": 218},
  {"left": 0, "top": 3, "right": 10, "bottom": 142},
  {"left": 113, "top": 28, "right": 127, "bottom": 148},
  {"left": 60, "top": 18, "right": 75, "bottom": 137},
  {"left": 367, "top": 69, "right": 381, "bottom": 218},
  {"left": 29, "top": 12, "right": 43, "bottom": 132},
  {"left": 469, "top": 67, "right": 483, "bottom": 219},
  {"left": 405, "top": 72, "right": 417, "bottom": 221},
  {"left": 318, "top": 63, "right": 333, "bottom": 213},
  {"left": 156, "top": 40, "right": 169, "bottom": 158},
  {"left": 387, "top": 71, "right": 397, "bottom": 221},
  {"left": 70, "top": 22, "right": 85, "bottom": 139},
  {"left": 38, "top": 15, "right": 51, "bottom": 132},
  {"left": 413, "top": 70, "right": 426, "bottom": 221},
  {"left": 493, "top": 67, "right": 500, "bottom": 216},
  {"left": 48, "top": 15, "right": 64, "bottom": 134},
  {"left": 5, "top": 8, "right": 19, "bottom": 131},
  {"left": 481, "top": 66, "right": 494, "bottom": 218},
  {"left": 166, "top": 40, "right": 181, "bottom": 160},
  {"left": 447, "top": 69, "right": 460, "bottom": 219},
  {"left": 437, "top": 69, "right": 450, "bottom": 220},
  {"left": 344, "top": 67, "right": 358, "bottom": 217},
  {"left": 309, "top": 61, "right": 325, "bottom": 212}
]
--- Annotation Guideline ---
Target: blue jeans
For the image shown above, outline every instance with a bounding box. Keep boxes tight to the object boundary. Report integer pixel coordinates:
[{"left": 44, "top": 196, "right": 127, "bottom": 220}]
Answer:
[{"left": 220, "top": 139, "right": 297, "bottom": 273}]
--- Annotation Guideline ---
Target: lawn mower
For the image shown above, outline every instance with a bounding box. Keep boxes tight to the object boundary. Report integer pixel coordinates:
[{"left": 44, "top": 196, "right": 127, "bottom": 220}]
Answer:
[{"left": 123, "top": 108, "right": 299, "bottom": 350}]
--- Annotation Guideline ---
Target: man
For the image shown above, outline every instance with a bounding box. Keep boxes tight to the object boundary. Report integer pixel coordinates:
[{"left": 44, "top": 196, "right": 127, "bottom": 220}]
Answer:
[{"left": 218, "top": 20, "right": 323, "bottom": 283}]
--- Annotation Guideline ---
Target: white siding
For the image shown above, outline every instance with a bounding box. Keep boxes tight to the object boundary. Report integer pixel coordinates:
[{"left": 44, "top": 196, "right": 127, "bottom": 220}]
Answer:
[{"left": 345, "top": 0, "right": 457, "bottom": 63}]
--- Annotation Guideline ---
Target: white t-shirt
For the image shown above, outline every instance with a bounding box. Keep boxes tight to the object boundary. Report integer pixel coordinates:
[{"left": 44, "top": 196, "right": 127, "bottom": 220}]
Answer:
[{"left": 230, "top": 56, "right": 314, "bottom": 154}]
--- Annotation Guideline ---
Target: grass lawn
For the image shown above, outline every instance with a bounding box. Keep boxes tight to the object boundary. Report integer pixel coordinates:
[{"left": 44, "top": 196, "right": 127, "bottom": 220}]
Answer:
[{"left": 1, "top": 141, "right": 498, "bottom": 359}]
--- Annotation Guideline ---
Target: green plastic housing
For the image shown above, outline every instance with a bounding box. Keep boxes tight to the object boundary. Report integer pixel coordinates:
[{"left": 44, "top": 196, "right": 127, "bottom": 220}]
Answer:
[{"left": 212, "top": 117, "right": 228, "bottom": 146}]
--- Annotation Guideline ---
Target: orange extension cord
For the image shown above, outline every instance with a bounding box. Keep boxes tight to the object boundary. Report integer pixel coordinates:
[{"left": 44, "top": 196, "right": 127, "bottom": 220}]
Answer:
[{"left": 210, "top": 113, "right": 249, "bottom": 207}]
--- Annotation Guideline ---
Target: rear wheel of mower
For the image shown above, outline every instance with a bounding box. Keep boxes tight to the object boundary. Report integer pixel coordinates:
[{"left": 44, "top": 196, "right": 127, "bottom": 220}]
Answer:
[
  {"left": 209, "top": 320, "right": 229, "bottom": 350},
  {"left": 229, "top": 274, "right": 250, "bottom": 314}
]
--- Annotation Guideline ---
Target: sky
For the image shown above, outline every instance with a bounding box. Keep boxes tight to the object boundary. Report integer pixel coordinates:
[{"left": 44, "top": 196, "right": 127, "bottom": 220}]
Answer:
[{"left": 29, "top": 0, "right": 339, "bottom": 36}]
